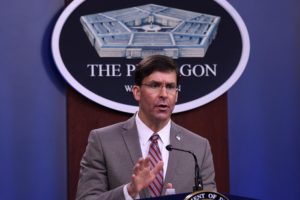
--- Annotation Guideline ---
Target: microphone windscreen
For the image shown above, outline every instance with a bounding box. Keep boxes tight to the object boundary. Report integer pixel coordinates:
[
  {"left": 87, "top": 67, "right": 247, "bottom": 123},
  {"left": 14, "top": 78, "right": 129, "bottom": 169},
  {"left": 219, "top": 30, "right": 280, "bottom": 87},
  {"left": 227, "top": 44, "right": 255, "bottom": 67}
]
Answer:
[{"left": 166, "top": 144, "right": 172, "bottom": 151}]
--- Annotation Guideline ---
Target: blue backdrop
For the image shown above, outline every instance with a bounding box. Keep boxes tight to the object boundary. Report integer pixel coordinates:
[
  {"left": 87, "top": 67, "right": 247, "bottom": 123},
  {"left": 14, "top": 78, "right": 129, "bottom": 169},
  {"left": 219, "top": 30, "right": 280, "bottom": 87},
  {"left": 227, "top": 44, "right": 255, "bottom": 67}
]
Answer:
[{"left": 0, "top": 0, "right": 299, "bottom": 199}]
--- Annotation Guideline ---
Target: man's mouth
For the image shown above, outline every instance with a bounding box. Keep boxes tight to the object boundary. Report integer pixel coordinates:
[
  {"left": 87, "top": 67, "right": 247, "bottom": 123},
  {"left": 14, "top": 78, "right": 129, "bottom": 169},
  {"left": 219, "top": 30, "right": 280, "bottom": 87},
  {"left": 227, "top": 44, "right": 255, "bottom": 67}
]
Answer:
[{"left": 157, "top": 104, "right": 168, "bottom": 111}]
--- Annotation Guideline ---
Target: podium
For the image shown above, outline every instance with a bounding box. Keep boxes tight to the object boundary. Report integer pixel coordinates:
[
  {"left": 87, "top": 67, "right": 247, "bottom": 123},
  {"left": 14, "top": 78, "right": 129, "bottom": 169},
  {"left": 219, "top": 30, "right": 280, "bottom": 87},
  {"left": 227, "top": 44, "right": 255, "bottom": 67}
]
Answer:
[{"left": 141, "top": 193, "right": 257, "bottom": 200}]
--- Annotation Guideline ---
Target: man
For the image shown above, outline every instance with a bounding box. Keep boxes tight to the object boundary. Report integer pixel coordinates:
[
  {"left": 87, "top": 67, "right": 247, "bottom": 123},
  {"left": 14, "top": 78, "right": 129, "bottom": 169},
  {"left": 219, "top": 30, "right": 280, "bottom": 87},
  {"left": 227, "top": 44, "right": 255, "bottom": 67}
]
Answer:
[{"left": 76, "top": 55, "right": 216, "bottom": 200}]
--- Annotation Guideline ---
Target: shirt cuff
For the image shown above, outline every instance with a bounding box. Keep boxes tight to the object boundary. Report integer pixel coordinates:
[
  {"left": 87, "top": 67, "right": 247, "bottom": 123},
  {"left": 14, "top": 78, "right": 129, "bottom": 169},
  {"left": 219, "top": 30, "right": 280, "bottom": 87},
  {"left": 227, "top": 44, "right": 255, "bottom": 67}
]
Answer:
[{"left": 123, "top": 184, "right": 140, "bottom": 200}]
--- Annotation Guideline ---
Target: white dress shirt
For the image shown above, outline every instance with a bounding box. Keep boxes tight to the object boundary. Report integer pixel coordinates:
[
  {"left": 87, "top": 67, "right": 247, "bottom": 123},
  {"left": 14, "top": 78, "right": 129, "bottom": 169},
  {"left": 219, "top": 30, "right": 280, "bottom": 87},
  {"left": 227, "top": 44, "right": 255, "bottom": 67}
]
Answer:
[{"left": 123, "top": 113, "right": 171, "bottom": 200}]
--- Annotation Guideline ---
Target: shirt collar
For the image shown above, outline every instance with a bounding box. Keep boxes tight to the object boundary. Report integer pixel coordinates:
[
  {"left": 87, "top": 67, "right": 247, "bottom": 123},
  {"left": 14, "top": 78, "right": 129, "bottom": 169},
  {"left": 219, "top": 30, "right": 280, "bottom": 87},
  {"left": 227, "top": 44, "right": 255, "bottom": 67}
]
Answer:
[{"left": 135, "top": 112, "right": 171, "bottom": 146}]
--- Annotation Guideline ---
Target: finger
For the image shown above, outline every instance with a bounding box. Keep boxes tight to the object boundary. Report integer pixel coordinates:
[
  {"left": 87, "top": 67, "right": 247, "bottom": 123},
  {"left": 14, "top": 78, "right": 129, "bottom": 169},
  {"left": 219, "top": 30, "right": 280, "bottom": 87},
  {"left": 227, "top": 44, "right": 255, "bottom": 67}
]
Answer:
[
  {"left": 143, "top": 156, "right": 150, "bottom": 168},
  {"left": 137, "top": 157, "right": 144, "bottom": 165},
  {"left": 133, "top": 163, "right": 140, "bottom": 175},
  {"left": 152, "top": 161, "right": 164, "bottom": 175},
  {"left": 139, "top": 157, "right": 149, "bottom": 169},
  {"left": 139, "top": 157, "right": 149, "bottom": 170},
  {"left": 166, "top": 183, "right": 173, "bottom": 189}
]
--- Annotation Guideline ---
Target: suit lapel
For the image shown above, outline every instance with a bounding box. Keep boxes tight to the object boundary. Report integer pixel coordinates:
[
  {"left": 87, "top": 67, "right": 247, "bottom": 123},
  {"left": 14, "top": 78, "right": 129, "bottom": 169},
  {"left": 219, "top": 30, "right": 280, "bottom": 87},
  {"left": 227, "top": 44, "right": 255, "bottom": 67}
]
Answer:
[
  {"left": 121, "top": 116, "right": 142, "bottom": 166},
  {"left": 163, "top": 122, "right": 183, "bottom": 193},
  {"left": 121, "top": 115, "right": 149, "bottom": 198}
]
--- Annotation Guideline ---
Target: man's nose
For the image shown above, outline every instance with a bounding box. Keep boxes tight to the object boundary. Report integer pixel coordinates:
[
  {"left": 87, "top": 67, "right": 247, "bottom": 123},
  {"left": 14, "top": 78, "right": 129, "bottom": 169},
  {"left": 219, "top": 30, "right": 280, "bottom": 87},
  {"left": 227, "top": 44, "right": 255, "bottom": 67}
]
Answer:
[{"left": 159, "top": 86, "right": 168, "bottom": 96}]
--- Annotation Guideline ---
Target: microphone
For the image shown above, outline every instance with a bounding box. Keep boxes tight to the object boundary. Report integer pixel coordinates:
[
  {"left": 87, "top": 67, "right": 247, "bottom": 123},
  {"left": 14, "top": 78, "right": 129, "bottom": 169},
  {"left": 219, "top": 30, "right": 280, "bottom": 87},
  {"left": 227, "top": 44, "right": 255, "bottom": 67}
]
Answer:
[{"left": 166, "top": 144, "right": 203, "bottom": 192}]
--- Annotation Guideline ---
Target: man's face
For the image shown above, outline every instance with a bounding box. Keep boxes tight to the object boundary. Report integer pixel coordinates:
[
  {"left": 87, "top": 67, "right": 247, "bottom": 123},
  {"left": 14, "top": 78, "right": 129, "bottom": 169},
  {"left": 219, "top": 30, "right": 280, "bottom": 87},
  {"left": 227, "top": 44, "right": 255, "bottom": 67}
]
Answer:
[{"left": 133, "top": 71, "right": 178, "bottom": 126}]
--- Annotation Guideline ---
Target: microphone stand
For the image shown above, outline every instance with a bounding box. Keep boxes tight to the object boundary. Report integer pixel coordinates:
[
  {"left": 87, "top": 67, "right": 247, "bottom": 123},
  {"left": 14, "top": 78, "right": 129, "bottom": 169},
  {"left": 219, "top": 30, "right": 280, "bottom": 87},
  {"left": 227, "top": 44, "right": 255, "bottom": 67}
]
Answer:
[
  {"left": 166, "top": 145, "right": 203, "bottom": 192},
  {"left": 192, "top": 154, "right": 203, "bottom": 192}
]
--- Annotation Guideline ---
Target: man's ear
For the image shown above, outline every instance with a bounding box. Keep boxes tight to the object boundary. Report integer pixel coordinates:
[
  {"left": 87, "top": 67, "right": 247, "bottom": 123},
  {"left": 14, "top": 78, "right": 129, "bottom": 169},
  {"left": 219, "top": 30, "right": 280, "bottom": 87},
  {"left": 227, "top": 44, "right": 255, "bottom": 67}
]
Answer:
[{"left": 132, "top": 85, "right": 141, "bottom": 101}]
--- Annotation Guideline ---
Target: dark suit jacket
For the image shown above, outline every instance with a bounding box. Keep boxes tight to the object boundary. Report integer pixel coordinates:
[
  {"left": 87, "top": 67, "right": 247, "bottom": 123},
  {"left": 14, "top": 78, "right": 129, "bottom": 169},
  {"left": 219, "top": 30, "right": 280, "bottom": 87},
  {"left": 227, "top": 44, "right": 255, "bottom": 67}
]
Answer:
[{"left": 76, "top": 116, "right": 216, "bottom": 200}]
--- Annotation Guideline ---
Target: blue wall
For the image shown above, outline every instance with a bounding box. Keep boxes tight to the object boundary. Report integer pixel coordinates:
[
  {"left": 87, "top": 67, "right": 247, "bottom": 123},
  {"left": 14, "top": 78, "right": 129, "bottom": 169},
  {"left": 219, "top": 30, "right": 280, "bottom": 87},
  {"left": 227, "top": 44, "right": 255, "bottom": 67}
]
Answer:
[
  {"left": 0, "top": 0, "right": 299, "bottom": 200},
  {"left": 228, "top": 0, "right": 300, "bottom": 199},
  {"left": 0, "top": 0, "right": 66, "bottom": 199}
]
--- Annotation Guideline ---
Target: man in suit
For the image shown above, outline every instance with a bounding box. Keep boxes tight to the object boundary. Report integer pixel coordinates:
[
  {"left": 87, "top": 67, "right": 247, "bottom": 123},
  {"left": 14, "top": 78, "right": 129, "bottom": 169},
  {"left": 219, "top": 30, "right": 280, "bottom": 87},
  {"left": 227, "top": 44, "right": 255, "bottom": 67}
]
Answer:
[{"left": 76, "top": 55, "right": 216, "bottom": 200}]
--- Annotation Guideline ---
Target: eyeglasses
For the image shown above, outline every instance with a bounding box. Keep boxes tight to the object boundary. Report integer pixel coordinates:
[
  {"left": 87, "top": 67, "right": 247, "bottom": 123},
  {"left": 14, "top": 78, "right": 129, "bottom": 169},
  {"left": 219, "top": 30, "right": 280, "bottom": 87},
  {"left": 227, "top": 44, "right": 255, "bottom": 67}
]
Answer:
[{"left": 141, "top": 82, "right": 178, "bottom": 94}]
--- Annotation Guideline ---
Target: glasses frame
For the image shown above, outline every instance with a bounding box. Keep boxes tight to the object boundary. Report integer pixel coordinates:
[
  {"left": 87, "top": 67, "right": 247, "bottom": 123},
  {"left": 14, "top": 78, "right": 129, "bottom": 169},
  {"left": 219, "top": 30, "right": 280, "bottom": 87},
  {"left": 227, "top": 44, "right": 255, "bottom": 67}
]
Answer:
[{"left": 140, "top": 82, "right": 178, "bottom": 94}]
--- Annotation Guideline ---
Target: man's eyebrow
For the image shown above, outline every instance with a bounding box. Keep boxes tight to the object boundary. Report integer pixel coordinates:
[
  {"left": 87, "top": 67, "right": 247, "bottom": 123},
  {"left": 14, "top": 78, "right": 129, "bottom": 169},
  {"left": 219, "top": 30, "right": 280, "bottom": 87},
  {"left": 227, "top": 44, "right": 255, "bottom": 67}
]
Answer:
[{"left": 147, "top": 80, "right": 176, "bottom": 84}]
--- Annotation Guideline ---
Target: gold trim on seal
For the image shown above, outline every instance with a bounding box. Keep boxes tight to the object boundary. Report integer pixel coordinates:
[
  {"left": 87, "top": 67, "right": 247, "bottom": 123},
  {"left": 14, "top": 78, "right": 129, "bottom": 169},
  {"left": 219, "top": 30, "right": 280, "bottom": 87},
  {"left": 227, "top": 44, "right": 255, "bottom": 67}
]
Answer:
[{"left": 184, "top": 190, "right": 229, "bottom": 200}]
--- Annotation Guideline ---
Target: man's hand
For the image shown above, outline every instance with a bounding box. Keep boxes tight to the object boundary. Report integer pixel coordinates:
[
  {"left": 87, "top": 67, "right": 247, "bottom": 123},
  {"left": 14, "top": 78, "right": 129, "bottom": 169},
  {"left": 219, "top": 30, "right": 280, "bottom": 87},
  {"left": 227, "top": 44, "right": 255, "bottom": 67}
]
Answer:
[{"left": 127, "top": 156, "right": 164, "bottom": 198}]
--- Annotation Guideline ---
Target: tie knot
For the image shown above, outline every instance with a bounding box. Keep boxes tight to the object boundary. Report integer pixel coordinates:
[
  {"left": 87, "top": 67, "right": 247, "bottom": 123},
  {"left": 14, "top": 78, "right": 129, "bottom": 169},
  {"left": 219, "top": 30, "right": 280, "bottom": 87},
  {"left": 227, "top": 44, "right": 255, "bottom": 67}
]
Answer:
[{"left": 150, "top": 133, "right": 160, "bottom": 143}]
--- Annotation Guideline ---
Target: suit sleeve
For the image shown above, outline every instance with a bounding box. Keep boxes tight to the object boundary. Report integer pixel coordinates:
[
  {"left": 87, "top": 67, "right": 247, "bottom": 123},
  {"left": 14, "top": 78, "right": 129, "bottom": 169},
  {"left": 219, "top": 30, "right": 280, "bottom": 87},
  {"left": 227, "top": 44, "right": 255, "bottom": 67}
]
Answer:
[
  {"left": 200, "top": 139, "right": 217, "bottom": 191},
  {"left": 76, "top": 130, "right": 126, "bottom": 200}
]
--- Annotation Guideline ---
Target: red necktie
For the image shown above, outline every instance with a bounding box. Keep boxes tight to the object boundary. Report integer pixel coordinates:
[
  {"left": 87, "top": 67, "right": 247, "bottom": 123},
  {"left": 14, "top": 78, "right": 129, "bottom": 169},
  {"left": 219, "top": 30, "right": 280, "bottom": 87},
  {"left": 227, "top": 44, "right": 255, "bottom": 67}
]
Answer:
[{"left": 148, "top": 133, "right": 164, "bottom": 197}]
